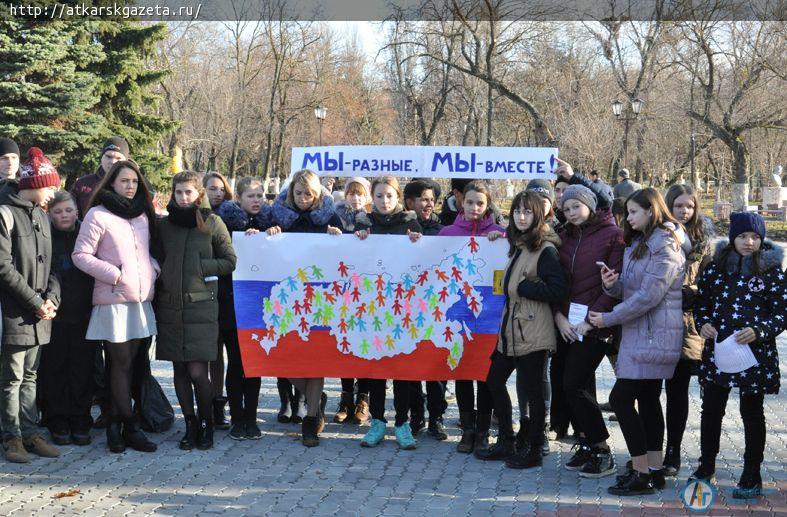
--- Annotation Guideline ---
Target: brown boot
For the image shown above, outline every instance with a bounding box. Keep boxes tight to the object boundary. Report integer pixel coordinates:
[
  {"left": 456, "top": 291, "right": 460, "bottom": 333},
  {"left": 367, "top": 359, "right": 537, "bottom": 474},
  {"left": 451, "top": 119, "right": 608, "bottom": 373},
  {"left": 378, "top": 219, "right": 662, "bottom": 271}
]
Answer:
[
  {"left": 333, "top": 391, "right": 354, "bottom": 423},
  {"left": 351, "top": 393, "right": 370, "bottom": 425},
  {"left": 23, "top": 434, "right": 60, "bottom": 458},
  {"left": 3, "top": 437, "right": 30, "bottom": 463}
]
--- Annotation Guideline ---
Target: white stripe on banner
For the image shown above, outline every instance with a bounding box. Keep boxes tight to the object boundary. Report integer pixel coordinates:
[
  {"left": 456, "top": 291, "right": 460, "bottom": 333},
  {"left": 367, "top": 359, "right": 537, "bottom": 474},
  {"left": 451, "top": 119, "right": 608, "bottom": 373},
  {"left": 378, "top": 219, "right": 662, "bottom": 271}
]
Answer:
[{"left": 290, "top": 145, "right": 558, "bottom": 180}]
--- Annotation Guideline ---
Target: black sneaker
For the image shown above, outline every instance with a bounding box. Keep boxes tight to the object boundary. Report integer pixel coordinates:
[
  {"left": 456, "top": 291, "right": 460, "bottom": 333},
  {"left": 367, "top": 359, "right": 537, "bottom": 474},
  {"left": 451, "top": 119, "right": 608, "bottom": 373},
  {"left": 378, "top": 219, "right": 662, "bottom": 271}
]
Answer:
[
  {"left": 229, "top": 423, "right": 246, "bottom": 441},
  {"left": 688, "top": 464, "right": 716, "bottom": 484},
  {"left": 245, "top": 421, "right": 262, "bottom": 440},
  {"left": 410, "top": 418, "right": 426, "bottom": 436},
  {"left": 427, "top": 417, "right": 448, "bottom": 441},
  {"left": 579, "top": 447, "right": 616, "bottom": 478},
  {"left": 565, "top": 443, "right": 593, "bottom": 471},
  {"left": 663, "top": 445, "right": 680, "bottom": 477}
]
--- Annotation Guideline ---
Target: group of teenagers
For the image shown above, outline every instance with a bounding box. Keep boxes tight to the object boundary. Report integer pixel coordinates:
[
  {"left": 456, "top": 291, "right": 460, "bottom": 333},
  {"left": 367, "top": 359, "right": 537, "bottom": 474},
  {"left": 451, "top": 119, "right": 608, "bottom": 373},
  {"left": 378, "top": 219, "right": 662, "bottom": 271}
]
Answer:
[{"left": 0, "top": 135, "right": 784, "bottom": 500}]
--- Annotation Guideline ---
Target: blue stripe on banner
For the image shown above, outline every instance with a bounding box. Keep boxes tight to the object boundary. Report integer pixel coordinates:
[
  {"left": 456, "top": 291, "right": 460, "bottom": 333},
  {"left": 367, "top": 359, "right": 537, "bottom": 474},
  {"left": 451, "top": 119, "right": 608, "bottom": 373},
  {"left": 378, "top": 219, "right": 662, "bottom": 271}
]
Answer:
[{"left": 232, "top": 280, "right": 504, "bottom": 334}]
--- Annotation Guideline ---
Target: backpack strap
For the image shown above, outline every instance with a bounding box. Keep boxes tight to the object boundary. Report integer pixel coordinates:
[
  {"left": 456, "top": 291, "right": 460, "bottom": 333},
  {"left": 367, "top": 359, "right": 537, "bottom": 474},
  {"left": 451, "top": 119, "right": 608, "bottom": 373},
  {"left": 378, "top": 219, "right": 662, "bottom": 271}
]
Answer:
[{"left": 0, "top": 205, "right": 13, "bottom": 234}]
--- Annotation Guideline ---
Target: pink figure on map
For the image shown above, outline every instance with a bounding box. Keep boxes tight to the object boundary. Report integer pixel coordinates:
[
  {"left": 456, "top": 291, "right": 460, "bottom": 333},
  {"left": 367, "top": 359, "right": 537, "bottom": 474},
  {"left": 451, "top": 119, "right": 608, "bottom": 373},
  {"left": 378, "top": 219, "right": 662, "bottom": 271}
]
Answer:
[
  {"left": 342, "top": 290, "right": 351, "bottom": 304},
  {"left": 273, "top": 300, "right": 283, "bottom": 316},
  {"left": 373, "top": 336, "right": 383, "bottom": 351},
  {"left": 351, "top": 273, "right": 361, "bottom": 288},
  {"left": 403, "top": 300, "right": 412, "bottom": 313},
  {"left": 417, "top": 299, "right": 428, "bottom": 313}
]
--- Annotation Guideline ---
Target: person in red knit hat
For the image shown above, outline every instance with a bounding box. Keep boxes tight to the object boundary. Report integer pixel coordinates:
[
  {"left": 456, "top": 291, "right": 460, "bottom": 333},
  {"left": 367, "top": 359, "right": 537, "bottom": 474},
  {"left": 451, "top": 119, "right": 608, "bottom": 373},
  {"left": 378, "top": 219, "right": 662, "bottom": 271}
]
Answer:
[{"left": 0, "top": 147, "right": 61, "bottom": 463}]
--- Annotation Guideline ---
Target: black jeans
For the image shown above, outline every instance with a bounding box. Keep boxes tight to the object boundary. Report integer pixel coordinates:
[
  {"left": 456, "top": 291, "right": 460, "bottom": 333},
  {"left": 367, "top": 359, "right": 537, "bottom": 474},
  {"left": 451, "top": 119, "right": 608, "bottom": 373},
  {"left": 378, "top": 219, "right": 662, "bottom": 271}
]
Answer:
[
  {"left": 517, "top": 356, "right": 551, "bottom": 422},
  {"left": 487, "top": 350, "right": 548, "bottom": 445},
  {"left": 562, "top": 335, "right": 607, "bottom": 443},
  {"left": 369, "top": 379, "right": 412, "bottom": 426},
  {"left": 609, "top": 378, "right": 664, "bottom": 457},
  {"left": 665, "top": 358, "right": 698, "bottom": 449},
  {"left": 455, "top": 380, "right": 493, "bottom": 415},
  {"left": 223, "top": 327, "right": 261, "bottom": 424},
  {"left": 409, "top": 381, "right": 448, "bottom": 421},
  {"left": 700, "top": 381, "right": 765, "bottom": 469},
  {"left": 550, "top": 337, "right": 596, "bottom": 434},
  {"left": 38, "top": 320, "right": 96, "bottom": 432},
  {"left": 341, "top": 378, "right": 370, "bottom": 395}
]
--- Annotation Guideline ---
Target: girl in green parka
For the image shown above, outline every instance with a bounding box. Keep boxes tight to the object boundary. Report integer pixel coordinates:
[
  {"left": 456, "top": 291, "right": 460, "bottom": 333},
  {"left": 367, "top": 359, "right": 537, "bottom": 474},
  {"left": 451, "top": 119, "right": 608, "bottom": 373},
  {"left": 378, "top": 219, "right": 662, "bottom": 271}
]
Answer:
[{"left": 154, "top": 171, "right": 237, "bottom": 451}]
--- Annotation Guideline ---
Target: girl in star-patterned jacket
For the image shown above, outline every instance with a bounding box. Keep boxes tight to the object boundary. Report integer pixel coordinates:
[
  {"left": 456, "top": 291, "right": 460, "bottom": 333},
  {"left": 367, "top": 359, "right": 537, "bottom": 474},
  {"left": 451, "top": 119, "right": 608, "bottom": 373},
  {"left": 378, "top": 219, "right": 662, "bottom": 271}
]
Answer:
[{"left": 690, "top": 212, "right": 787, "bottom": 499}]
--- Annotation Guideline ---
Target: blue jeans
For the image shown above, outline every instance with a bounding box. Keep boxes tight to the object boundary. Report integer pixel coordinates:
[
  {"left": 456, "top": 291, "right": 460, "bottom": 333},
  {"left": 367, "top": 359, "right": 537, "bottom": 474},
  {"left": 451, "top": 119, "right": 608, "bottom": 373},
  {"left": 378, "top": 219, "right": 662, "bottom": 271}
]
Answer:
[{"left": 0, "top": 344, "right": 41, "bottom": 440}]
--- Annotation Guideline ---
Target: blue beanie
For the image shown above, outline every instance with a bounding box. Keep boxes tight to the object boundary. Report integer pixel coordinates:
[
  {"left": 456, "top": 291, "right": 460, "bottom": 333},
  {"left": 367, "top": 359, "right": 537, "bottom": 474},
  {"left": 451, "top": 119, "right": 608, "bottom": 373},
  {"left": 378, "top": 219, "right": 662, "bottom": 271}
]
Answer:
[{"left": 729, "top": 211, "right": 766, "bottom": 242}]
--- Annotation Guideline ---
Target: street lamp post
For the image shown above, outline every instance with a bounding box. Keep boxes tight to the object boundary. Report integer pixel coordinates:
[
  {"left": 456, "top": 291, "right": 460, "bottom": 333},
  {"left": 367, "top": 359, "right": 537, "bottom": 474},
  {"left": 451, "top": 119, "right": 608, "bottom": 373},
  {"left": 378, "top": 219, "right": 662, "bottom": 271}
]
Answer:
[
  {"left": 314, "top": 105, "right": 327, "bottom": 146},
  {"left": 611, "top": 97, "right": 644, "bottom": 170}
]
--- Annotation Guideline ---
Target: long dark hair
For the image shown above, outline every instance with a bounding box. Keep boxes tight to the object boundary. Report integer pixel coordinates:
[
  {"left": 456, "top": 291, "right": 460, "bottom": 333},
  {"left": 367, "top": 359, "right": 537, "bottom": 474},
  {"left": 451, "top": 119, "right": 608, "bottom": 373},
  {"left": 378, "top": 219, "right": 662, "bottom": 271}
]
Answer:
[
  {"left": 717, "top": 240, "right": 763, "bottom": 275},
  {"left": 623, "top": 187, "right": 679, "bottom": 259},
  {"left": 89, "top": 160, "right": 156, "bottom": 219},
  {"left": 506, "top": 191, "right": 549, "bottom": 256},
  {"left": 665, "top": 183, "right": 706, "bottom": 245}
]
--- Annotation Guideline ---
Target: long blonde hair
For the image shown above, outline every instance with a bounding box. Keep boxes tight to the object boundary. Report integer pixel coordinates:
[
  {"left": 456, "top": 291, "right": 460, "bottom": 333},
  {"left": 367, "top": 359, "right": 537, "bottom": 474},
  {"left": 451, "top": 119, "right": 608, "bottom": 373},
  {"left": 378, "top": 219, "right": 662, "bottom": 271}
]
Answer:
[{"left": 286, "top": 169, "right": 323, "bottom": 210}]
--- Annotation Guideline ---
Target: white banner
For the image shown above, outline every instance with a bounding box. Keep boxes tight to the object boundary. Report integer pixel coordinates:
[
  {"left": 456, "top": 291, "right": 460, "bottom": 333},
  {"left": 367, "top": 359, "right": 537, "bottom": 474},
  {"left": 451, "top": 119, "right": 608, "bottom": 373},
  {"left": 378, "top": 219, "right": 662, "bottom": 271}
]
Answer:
[{"left": 290, "top": 145, "right": 558, "bottom": 180}]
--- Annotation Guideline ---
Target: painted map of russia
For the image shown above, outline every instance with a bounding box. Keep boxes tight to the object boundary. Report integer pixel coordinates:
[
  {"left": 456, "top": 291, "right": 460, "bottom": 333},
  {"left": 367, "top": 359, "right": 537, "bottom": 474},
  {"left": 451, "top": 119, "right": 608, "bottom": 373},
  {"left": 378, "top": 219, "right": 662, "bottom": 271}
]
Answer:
[{"left": 253, "top": 238, "right": 489, "bottom": 370}]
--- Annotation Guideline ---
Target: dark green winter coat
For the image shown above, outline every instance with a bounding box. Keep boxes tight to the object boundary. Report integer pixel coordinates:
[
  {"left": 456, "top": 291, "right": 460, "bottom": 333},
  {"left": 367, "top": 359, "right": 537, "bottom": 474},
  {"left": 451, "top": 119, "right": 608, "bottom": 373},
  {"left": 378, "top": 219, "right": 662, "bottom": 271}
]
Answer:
[
  {"left": 153, "top": 205, "right": 236, "bottom": 362},
  {"left": 0, "top": 180, "right": 60, "bottom": 347}
]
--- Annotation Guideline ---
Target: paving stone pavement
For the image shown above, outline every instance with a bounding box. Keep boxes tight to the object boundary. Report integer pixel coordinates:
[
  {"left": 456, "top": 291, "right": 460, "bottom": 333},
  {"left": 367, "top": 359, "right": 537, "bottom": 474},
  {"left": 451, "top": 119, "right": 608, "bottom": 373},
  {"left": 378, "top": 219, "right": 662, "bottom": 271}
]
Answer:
[{"left": 1, "top": 336, "right": 786, "bottom": 516}]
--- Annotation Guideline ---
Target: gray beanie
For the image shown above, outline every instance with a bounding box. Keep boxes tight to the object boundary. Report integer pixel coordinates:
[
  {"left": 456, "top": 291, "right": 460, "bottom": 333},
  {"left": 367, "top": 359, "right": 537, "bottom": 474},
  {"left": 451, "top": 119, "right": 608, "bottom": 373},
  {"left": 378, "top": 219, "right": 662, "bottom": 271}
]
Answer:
[
  {"left": 560, "top": 184, "right": 598, "bottom": 212},
  {"left": 618, "top": 168, "right": 630, "bottom": 179}
]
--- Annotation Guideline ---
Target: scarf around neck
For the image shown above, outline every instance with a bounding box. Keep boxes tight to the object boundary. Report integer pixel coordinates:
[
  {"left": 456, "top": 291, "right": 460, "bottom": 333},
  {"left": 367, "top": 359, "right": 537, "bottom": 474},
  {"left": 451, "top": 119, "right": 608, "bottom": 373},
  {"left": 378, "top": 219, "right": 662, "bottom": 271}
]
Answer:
[{"left": 98, "top": 189, "right": 146, "bottom": 219}]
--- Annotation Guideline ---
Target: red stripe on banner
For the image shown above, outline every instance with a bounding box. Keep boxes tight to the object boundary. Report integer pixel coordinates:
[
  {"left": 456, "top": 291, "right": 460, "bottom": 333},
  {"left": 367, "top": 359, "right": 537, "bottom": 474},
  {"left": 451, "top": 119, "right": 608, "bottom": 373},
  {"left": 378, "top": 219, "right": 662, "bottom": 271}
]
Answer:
[{"left": 236, "top": 329, "right": 495, "bottom": 381}]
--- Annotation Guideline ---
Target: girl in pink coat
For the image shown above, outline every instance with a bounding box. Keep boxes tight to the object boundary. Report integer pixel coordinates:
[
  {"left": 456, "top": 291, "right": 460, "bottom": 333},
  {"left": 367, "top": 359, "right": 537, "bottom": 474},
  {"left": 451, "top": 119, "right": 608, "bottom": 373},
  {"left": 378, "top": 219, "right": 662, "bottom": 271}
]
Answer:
[{"left": 72, "top": 160, "right": 160, "bottom": 455}]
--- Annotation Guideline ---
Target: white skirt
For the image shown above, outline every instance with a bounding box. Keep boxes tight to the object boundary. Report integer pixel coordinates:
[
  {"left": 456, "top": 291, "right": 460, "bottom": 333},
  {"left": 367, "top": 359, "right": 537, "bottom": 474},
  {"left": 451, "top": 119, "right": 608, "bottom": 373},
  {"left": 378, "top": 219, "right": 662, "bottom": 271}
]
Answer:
[{"left": 86, "top": 301, "right": 157, "bottom": 343}]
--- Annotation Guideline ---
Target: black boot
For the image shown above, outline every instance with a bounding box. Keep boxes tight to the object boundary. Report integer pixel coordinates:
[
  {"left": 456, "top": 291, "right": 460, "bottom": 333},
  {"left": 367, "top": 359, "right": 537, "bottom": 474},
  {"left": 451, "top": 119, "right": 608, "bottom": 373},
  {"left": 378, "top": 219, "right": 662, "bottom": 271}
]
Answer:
[
  {"left": 475, "top": 434, "right": 515, "bottom": 461},
  {"left": 456, "top": 411, "right": 476, "bottom": 453},
  {"left": 474, "top": 412, "right": 492, "bottom": 454},
  {"left": 650, "top": 468, "right": 666, "bottom": 490},
  {"left": 663, "top": 444, "right": 681, "bottom": 477},
  {"left": 608, "top": 470, "right": 655, "bottom": 496},
  {"left": 122, "top": 416, "right": 157, "bottom": 452},
  {"left": 213, "top": 397, "right": 230, "bottom": 430},
  {"left": 197, "top": 417, "right": 214, "bottom": 450},
  {"left": 277, "top": 383, "right": 293, "bottom": 423},
  {"left": 106, "top": 417, "right": 125, "bottom": 454},
  {"left": 506, "top": 442, "right": 543, "bottom": 469},
  {"left": 733, "top": 465, "right": 763, "bottom": 499},
  {"left": 291, "top": 389, "right": 306, "bottom": 424},
  {"left": 515, "top": 417, "right": 530, "bottom": 453},
  {"left": 302, "top": 415, "right": 319, "bottom": 447},
  {"left": 427, "top": 416, "right": 448, "bottom": 441},
  {"left": 179, "top": 415, "right": 199, "bottom": 451},
  {"left": 316, "top": 392, "right": 328, "bottom": 433}
]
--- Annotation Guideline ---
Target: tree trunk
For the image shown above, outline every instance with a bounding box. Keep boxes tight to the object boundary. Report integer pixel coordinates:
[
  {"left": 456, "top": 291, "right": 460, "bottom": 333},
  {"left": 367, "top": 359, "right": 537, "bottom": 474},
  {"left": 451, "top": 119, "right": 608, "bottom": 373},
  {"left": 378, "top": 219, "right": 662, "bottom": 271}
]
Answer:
[{"left": 731, "top": 139, "right": 750, "bottom": 210}]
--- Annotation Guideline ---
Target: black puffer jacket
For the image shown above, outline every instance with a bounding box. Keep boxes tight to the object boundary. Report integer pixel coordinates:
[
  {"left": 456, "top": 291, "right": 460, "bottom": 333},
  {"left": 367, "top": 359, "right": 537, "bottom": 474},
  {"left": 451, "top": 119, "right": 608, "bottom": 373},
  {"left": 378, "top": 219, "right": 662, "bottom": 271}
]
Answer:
[
  {"left": 355, "top": 207, "right": 422, "bottom": 235},
  {"left": 50, "top": 220, "right": 93, "bottom": 324},
  {"left": 0, "top": 180, "right": 60, "bottom": 346}
]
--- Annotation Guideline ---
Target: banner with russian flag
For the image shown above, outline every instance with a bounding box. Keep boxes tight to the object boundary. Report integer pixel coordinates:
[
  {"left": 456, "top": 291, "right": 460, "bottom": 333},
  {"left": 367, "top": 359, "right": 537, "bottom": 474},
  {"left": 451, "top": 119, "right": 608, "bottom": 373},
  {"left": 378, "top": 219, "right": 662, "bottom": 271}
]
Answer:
[{"left": 231, "top": 233, "right": 509, "bottom": 380}]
